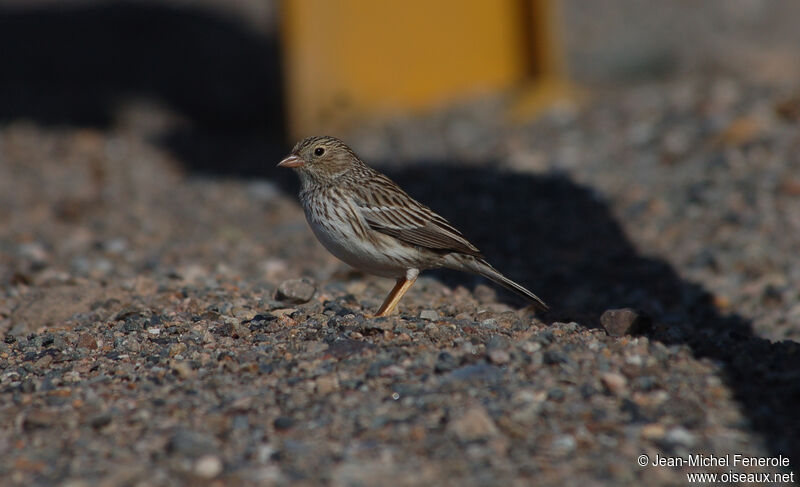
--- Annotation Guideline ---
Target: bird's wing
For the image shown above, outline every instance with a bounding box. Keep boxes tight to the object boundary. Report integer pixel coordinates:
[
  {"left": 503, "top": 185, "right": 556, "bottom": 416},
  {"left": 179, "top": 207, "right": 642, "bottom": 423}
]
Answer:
[{"left": 353, "top": 173, "right": 483, "bottom": 257}]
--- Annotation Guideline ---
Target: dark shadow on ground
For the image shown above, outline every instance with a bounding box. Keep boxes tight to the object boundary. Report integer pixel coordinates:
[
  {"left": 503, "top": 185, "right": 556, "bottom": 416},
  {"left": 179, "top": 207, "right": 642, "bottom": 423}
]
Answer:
[
  {"left": 1, "top": 0, "right": 796, "bottom": 468},
  {"left": 0, "top": 1, "right": 286, "bottom": 158}
]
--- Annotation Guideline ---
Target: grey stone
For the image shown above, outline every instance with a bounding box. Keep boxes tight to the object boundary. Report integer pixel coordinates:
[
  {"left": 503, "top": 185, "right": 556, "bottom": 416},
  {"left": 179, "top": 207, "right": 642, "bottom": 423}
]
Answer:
[
  {"left": 419, "top": 309, "right": 439, "bottom": 321},
  {"left": 275, "top": 278, "right": 316, "bottom": 304},
  {"left": 448, "top": 405, "right": 499, "bottom": 441},
  {"left": 600, "top": 308, "right": 652, "bottom": 336},
  {"left": 167, "top": 430, "right": 218, "bottom": 458}
]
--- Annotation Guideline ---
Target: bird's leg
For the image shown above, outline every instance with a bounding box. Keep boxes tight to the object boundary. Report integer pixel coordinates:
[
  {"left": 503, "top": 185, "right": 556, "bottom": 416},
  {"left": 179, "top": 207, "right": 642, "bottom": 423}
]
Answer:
[{"left": 375, "top": 271, "right": 418, "bottom": 317}]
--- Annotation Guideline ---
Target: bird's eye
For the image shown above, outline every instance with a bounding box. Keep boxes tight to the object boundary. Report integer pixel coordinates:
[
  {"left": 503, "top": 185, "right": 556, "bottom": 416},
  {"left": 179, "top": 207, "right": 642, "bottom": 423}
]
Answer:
[{"left": 314, "top": 147, "right": 325, "bottom": 156}]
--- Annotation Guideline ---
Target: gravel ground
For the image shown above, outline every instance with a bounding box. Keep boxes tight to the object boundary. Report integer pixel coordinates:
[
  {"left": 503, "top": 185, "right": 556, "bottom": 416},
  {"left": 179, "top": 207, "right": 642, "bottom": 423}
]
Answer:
[
  {"left": 1, "top": 3, "right": 799, "bottom": 486},
  {"left": 1, "top": 73, "right": 798, "bottom": 486}
]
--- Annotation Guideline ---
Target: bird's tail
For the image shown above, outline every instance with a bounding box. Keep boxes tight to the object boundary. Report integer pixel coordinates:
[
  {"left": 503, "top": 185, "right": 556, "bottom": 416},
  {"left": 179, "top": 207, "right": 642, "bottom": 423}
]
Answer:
[{"left": 444, "top": 255, "right": 549, "bottom": 311}]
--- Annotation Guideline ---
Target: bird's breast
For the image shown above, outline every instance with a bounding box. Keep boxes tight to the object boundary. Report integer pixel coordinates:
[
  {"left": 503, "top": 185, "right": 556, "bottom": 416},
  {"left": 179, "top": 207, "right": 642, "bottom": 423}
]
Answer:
[{"left": 300, "top": 191, "right": 426, "bottom": 278}]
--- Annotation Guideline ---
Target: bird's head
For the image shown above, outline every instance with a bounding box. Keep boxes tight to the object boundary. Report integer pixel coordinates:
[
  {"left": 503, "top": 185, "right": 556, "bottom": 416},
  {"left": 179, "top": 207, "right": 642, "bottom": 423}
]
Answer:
[{"left": 278, "top": 135, "right": 361, "bottom": 186}]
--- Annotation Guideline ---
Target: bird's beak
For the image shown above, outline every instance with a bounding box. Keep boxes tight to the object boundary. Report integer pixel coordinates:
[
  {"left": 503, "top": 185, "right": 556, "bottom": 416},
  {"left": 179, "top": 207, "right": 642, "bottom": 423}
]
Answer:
[{"left": 277, "top": 154, "right": 304, "bottom": 168}]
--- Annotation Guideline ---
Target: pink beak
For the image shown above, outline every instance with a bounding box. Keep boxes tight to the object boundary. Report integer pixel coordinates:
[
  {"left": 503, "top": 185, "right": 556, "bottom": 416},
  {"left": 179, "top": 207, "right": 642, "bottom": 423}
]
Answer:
[{"left": 277, "top": 154, "right": 304, "bottom": 168}]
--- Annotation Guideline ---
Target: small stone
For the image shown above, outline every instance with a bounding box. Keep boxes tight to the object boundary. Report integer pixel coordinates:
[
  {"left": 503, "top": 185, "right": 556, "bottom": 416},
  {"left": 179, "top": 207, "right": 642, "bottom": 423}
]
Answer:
[
  {"left": 77, "top": 333, "right": 97, "bottom": 350},
  {"left": 641, "top": 423, "right": 666, "bottom": 440},
  {"left": 550, "top": 434, "right": 576, "bottom": 455},
  {"left": 543, "top": 350, "right": 569, "bottom": 365},
  {"left": 487, "top": 348, "right": 510, "bottom": 365},
  {"left": 448, "top": 405, "right": 499, "bottom": 441},
  {"left": 486, "top": 336, "right": 510, "bottom": 364},
  {"left": 255, "top": 444, "right": 277, "bottom": 464},
  {"left": 364, "top": 316, "right": 397, "bottom": 332},
  {"left": 380, "top": 364, "right": 405, "bottom": 378},
  {"left": 600, "top": 308, "right": 652, "bottom": 336},
  {"left": 315, "top": 375, "right": 339, "bottom": 394},
  {"left": 194, "top": 454, "right": 223, "bottom": 479},
  {"left": 168, "top": 430, "right": 217, "bottom": 457},
  {"left": 434, "top": 352, "right": 458, "bottom": 373},
  {"left": 548, "top": 388, "right": 565, "bottom": 401},
  {"left": 444, "top": 364, "right": 504, "bottom": 385},
  {"left": 19, "top": 241, "right": 49, "bottom": 265},
  {"left": 419, "top": 309, "right": 439, "bottom": 321},
  {"left": 24, "top": 410, "right": 58, "bottom": 429},
  {"left": 625, "top": 354, "right": 643, "bottom": 367},
  {"left": 169, "top": 342, "right": 187, "bottom": 358},
  {"left": 275, "top": 278, "right": 316, "bottom": 304},
  {"left": 521, "top": 341, "right": 542, "bottom": 353},
  {"left": 600, "top": 372, "right": 628, "bottom": 395},
  {"left": 34, "top": 354, "right": 53, "bottom": 369},
  {"left": 232, "top": 307, "right": 256, "bottom": 320},
  {"left": 486, "top": 335, "right": 509, "bottom": 350},
  {"left": 172, "top": 361, "right": 194, "bottom": 379},
  {"left": 270, "top": 308, "right": 297, "bottom": 318},
  {"left": 664, "top": 427, "right": 696, "bottom": 448},
  {"left": 212, "top": 323, "right": 234, "bottom": 336},
  {"left": 99, "top": 238, "right": 127, "bottom": 255},
  {"left": 52, "top": 335, "right": 67, "bottom": 350},
  {"left": 89, "top": 412, "right": 112, "bottom": 429},
  {"left": 273, "top": 416, "right": 295, "bottom": 431}
]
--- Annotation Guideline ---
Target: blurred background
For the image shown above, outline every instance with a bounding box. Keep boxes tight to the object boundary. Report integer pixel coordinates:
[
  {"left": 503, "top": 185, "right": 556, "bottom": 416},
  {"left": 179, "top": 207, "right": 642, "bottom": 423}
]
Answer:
[
  {"left": 1, "top": 0, "right": 799, "bottom": 482},
  {"left": 1, "top": 0, "right": 799, "bottom": 159}
]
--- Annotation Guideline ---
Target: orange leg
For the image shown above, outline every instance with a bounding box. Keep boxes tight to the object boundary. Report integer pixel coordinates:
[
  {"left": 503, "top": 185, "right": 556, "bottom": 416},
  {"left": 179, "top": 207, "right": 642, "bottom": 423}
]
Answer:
[{"left": 375, "top": 275, "right": 418, "bottom": 317}]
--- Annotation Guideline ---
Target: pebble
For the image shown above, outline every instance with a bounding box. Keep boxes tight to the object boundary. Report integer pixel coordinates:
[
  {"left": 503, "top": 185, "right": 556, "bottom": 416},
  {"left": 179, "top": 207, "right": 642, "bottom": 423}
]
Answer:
[
  {"left": 88, "top": 412, "right": 112, "bottom": 430},
  {"left": 364, "top": 317, "right": 396, "bottom": 332},
  {"left": 664, "top": 427, "right": 696, "bottom": 448},
  {"left": 487, "top": 348, "right": 511, "bottom": 365},
  {"left": 273, "top": 417, "right": 295, "bottom": 431},
  {"left": 125, "top": 339, "right": 141, "bottom": 353},
  {"left": 23, "top": 410, "right": 58, "bottom": 430},
  {"left": 550, "top": 434, "right": 577, "bottom": 455},
  {"left": 271, "top": 308, "right": 298, "bottom": 318},
  {"left": 543, "top": 350, "right": 569, "bottom": 365},
  {"left": 34, "top": 354, "right": 53, "bottom": 369},
  {"left": 419, "top": 309, "right": 439, "bottom": 321},
  {"left": 444, "top": 364, "right": 504, "bottom": 385},
  {"left": 600, "top": 372, "right": 628, "bottom": 395},
  {"left": 641, "top": 423, "right": 666, "bottom": 440},
  {"left": 380, "top": 365, "right": 405, "bottom": 378},
  {"left": 434, "top": 352, "right": 458, "bottom": 373},
  {"left": 276, "top": 278, "right": 316, "bottom": 304},
  {"left": 448, "top": 405, "right": 499, "bottom": 441},
  {"left": 315, "top": 374, "right": 340, "bottom": 394},
  {"left": 172, "top": 361, "right": 194, "bottom": 379},
  {"left": 169, "top": 342, "right": 187, "bottom": 357},
  {"left": 19, "top": 242, "right": 50, "bottom": 264},
  {"left": 194, "top": 455, "right": 223, "bottom": 479},
  {"left": 167, "top": 430, "right": 217, "bottom": 458},
  {"left": 600, "top": 308, "right": 652, "bottom": 336},
  {"left": 76, "top": 334, "right": 97, "bottom": 350},
  {"left": 520, "top": 341, "right": 542, "bottom": 353}
]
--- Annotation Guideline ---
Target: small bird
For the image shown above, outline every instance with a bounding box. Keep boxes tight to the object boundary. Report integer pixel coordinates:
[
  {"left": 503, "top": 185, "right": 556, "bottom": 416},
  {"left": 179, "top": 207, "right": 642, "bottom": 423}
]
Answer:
[{"left": 278, "top": 136, "right": 547, "bottom": 317}]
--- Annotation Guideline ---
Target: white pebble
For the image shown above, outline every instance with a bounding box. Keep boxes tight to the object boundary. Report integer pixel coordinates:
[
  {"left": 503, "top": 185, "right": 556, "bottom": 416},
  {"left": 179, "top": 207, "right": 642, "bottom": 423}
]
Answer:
[{"left": 194, "top": 454, "right": 223, "bottom": 478}]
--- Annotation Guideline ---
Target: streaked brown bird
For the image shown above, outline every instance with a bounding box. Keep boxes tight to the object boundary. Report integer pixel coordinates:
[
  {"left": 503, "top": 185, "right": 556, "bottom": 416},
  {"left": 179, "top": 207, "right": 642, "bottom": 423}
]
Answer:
[{"left": 278, "top": 136, "right": 547, "bottom": 317}]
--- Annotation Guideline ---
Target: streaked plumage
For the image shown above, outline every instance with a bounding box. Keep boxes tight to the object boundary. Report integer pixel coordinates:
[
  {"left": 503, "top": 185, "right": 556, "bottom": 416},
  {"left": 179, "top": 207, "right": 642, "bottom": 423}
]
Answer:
[{"left": 278, "top": 135, "right": 547, "bottom": 316}]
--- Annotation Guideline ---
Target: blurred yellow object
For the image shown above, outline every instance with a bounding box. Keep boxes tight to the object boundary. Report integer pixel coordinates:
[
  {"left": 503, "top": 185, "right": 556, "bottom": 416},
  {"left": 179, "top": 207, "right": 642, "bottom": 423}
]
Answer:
[{"left": 281, "top": 0, "right": 571, "bottom": 138}]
